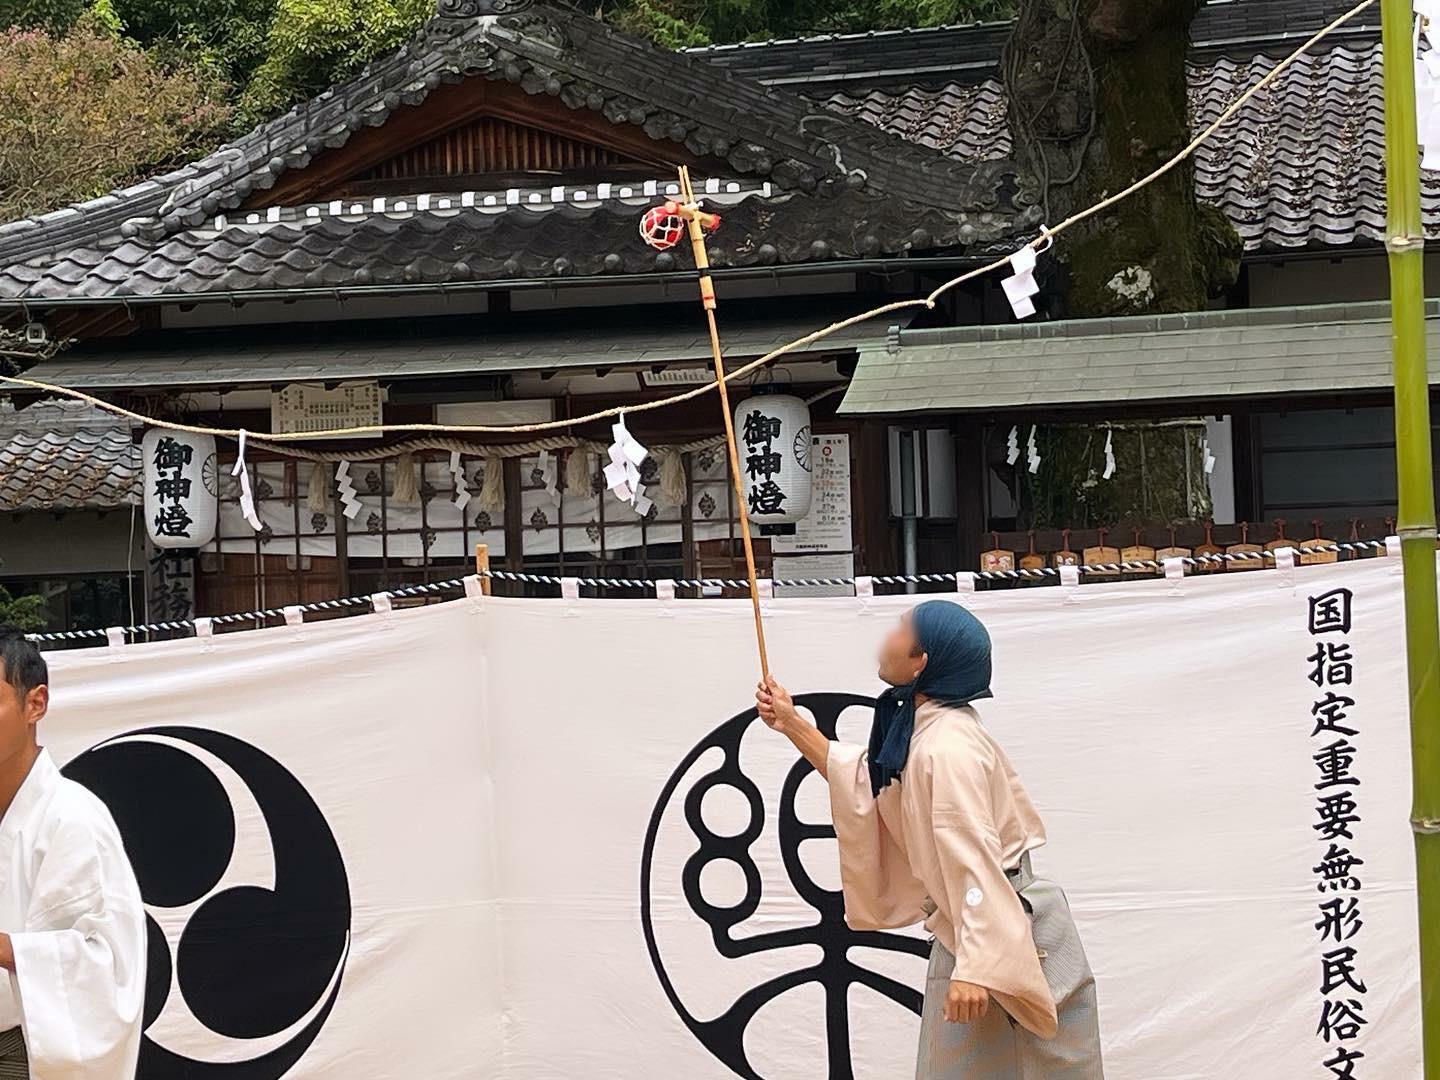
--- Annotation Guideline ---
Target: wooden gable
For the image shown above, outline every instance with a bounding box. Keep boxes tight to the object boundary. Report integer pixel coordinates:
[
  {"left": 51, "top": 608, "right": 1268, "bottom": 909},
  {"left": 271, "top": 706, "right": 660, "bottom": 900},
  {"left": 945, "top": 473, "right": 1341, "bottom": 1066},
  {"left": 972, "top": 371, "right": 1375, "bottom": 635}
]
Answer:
[{"left": 245, "top": 77, "right": 719, "bottom": 207}]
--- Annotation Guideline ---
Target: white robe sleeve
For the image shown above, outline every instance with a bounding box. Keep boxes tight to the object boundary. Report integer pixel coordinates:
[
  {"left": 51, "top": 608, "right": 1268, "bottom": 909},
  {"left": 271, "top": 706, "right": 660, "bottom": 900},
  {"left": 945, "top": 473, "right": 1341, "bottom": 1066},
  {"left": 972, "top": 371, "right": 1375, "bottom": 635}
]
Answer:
[
  {"left": 825, "top": 741, "right": 928, "bottom": 930},
  {"left": 11, "top": 816, "right": 146, "bottom": 1079},
  {"left": 927, "top": 746, "right": 1058, "bottom": 1039}
]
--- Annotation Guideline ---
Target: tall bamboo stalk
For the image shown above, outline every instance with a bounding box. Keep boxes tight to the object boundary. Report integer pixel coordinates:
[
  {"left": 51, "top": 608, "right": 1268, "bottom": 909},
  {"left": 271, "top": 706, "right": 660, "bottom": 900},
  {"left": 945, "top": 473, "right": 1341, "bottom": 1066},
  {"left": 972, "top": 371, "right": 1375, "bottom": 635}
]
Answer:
[
  {"left": 1381, "top": 1, "right": 1440, "bottom": 1073},
  {"left": 675, "top": 166, "right": 770, "bottom": 680}
]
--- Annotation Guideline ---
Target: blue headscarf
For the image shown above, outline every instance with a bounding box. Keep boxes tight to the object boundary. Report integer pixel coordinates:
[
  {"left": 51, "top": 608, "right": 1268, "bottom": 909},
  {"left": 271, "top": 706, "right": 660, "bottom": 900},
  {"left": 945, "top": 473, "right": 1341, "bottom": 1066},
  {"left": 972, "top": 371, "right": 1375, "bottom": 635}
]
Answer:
[{"left": 868, "top": 600, "right": 994, "bottom": 797}]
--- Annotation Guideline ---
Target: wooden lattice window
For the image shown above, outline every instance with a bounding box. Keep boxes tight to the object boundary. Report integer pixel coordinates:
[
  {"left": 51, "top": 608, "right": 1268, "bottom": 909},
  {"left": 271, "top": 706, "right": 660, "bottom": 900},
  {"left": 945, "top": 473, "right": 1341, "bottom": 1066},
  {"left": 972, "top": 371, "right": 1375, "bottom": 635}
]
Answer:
[{"left": 359, "top": 115, "right": 657, "bottom": 184}]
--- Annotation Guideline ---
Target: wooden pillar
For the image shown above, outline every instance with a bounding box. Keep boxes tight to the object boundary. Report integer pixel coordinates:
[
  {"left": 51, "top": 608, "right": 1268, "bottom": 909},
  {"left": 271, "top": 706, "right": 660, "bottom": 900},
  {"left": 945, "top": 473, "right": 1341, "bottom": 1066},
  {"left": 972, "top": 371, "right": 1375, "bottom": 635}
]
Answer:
[
  {"left": 1231, "top": 411, "right": 1262, "bottom": 522},
  {"left": 953, "top": 422, "right": 987, "bottom": 572},
  {"left": 503, "top": 457, "right": 524, "bottom": 573}
]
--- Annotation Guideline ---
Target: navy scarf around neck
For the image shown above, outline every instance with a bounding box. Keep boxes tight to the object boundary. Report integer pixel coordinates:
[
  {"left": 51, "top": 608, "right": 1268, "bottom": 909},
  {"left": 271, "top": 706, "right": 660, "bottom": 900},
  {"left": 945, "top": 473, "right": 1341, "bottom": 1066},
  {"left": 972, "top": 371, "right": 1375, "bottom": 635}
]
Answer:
[{"left": 867, "top": 600, "right": 994, "bottom": 797}]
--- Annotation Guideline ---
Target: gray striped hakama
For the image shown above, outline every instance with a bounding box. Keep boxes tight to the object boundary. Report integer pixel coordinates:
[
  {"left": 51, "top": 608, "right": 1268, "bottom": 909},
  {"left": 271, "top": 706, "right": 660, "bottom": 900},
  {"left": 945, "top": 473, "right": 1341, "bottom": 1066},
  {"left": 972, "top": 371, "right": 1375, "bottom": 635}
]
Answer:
[
  {"left": 916, "top": 856, "right": 1104, "bottom": 1079},
  {"left": 0, "top": 1027, "right": 27, "bottom": 1079}
]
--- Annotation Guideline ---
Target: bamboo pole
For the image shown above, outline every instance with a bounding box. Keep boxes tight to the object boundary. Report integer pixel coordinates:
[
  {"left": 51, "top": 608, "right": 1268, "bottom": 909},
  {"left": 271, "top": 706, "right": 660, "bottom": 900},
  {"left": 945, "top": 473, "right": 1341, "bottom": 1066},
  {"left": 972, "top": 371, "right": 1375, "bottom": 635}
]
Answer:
[
  {"left": 674, "top": 165, "right": 770, "bottom": 680},
  {"left": 1382, "top": 3, "right": 1440, "bottom": 1073}
]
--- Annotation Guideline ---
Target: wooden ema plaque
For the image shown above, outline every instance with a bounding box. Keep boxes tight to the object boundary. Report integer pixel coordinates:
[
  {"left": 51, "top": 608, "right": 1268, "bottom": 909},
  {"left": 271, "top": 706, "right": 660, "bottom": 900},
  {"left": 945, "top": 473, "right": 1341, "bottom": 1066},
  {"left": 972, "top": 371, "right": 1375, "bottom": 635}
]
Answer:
[
  {"left": 1193, "top": 522, "right": 1222, "bottom": 573},
  {"left": 1019, "top": 531, "right": 1046, "bottom": 573},
  {"left": 1083, "top": 527, "right": 1121, "bottom": 577},
  {"left": 1226, "top": 521, "right": 1264, "bottom": 571},
  {"left": 980, "top": 531, "right": 1015, "bottom": 574},
  {"left": 1121, "top": 527, "right": 1157, "bottom": 576},
  {"left": 1052, "top": 528, "right": 1080, "bottom": 569},
  {"left": 1301, "top": 518, "right": 1339, "bottom": 566},
  {"left": 1156, "top": 526, "right": 1191, "bottom": 573},
  {"left": 1264, "top": 518, "right": 1295, "bottom": 556}
]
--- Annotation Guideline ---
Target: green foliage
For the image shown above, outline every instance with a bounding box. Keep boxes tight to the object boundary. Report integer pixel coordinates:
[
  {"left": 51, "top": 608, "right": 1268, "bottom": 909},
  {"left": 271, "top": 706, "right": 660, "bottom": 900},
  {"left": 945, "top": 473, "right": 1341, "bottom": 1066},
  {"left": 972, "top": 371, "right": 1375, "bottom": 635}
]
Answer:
[
  {"left": 0, "top": 586, "right": 48, "bottom": 634},
  {"left": 2, "top": 0, "right": 89, "bottom": 33},
  {"left": 0, "top": 23, "right": 232, "bottom": 220},
  {"left": 237, "top": 0, "right": 432, "bottom": 125}
]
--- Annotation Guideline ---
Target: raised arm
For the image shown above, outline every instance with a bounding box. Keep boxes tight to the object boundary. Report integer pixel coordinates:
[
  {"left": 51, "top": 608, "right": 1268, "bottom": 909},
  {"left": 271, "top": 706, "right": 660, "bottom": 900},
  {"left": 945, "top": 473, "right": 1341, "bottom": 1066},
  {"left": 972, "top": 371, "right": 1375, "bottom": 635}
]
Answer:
[{"left": 756, "top": 676, "right": 830, "bottom": 777}]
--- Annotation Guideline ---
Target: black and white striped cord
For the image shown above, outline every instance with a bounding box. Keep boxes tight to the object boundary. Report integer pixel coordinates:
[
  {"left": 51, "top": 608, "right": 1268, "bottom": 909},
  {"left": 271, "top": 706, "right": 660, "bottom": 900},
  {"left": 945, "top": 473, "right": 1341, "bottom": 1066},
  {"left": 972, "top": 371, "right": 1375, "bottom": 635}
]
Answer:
[{"left": 23, "top": 539, "right": 1394, "bottom": 646}]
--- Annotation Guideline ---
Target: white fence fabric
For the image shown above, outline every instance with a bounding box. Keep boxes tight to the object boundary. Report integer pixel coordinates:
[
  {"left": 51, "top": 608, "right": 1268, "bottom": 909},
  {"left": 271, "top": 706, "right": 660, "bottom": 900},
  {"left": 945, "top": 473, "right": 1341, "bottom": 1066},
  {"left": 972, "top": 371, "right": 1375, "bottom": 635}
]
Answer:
[{"left": 43, "top": 558, "right": 1422, "bottom": 1078}]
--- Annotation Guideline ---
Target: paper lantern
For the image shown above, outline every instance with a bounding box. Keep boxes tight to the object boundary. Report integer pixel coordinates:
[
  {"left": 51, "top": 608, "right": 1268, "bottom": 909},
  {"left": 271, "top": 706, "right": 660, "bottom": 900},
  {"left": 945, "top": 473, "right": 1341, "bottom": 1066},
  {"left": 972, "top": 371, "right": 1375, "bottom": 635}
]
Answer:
[
  {"left": 733, "top": 393, "right": 813, "bottom": 526},
  {"left": 142, "top": 428, "right": 219, "bottom": 549}
]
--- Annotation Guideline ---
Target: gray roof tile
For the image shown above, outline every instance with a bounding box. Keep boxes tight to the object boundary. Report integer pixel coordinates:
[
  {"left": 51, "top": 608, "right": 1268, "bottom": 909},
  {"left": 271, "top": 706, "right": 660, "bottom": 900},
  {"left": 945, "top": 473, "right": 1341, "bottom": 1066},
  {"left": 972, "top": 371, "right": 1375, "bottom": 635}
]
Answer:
[
  {"left": 0, "top": 425, "right": 138, "bottom": 512},
  {"left": 24, "top": 309, "right": 884, "bottom": 388},
  {"left": 0, "top": 0, "right": 1019, "bottom": 303},
  {"left": 840, "top": 301, "right": 1438, "bottom": 414},
  {"left": 826, "top": 42, "right": 1418, "bottom": 252}
]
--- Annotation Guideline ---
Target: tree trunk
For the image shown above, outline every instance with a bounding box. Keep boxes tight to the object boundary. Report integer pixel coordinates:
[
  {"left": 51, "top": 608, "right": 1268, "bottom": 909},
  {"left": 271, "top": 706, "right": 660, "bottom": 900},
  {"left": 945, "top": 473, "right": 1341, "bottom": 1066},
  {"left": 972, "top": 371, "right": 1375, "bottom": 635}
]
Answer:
[{"left": 1005, "top": 0, "right": 1242, "bottom": 317}]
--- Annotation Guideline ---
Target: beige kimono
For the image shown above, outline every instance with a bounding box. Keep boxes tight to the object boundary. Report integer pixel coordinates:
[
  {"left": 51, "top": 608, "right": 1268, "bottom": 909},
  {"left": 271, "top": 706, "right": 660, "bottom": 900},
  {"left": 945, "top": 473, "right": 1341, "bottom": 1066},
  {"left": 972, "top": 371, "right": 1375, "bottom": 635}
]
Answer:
[
  {"left": 827, "top": 701, "right": 1056, "bottom": 1036},
  {"left": 828, "top": 701, "right": 1104, "bottom": 1078}
]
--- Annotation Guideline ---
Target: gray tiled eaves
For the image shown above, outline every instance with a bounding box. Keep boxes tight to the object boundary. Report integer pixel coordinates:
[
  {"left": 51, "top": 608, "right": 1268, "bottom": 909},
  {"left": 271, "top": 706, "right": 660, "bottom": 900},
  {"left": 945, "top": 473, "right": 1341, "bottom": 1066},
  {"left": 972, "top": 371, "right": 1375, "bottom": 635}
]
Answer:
[
  {"left": 25, "top": 314, "right": 882, "bottom": 390},
  {"left": 839, "top": 301, "right": 1440, "bottom": 414}
]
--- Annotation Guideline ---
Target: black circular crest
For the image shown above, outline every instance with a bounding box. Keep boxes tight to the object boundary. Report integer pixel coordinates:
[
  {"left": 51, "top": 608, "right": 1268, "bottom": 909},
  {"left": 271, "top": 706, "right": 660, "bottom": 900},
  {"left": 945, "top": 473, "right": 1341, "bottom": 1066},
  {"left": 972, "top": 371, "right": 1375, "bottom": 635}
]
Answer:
[
  {"left": 63, "top": 727, "right": 350, "bottom": 1079},
  {"left": 641, "top": 694, "right": 927, "bottom": 1079}
]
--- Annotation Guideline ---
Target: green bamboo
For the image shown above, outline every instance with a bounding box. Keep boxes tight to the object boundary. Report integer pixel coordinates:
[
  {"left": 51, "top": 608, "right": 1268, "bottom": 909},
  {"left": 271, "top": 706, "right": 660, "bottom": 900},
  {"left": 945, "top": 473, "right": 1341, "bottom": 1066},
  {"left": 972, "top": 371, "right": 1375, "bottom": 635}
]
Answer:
[{"left": 1383, "top": 1, "right": 1440, "bottom": 1074}]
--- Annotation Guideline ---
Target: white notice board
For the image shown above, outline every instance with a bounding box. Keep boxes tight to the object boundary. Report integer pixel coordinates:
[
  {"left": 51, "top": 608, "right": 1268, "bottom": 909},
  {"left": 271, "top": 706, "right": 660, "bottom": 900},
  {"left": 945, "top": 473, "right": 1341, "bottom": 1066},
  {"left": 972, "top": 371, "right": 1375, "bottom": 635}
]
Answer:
[{"left": 771, "top": 433, "right": 852, "bottom": 555}]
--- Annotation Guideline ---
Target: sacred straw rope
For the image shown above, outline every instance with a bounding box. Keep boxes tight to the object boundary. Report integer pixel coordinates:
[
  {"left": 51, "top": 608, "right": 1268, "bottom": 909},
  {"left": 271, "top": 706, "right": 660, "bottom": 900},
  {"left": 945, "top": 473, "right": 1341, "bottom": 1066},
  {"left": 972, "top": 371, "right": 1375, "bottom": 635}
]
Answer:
[
  {"left": 0, "top": 0, "right": 1377, "bottom": 442},
  {"left": 27, "top": 540, "right": 1391, "bottom": 645}
]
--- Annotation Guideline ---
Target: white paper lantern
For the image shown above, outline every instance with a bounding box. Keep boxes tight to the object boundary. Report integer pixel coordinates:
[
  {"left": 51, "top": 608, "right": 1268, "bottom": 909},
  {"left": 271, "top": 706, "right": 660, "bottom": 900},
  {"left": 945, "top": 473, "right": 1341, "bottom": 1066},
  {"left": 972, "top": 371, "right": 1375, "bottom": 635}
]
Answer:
[
  {"left": 733, "top": 393, "right": 813, "bottom": 526},
  {"left": 142, "top": 428, "right": 219, "bottom": 549}
]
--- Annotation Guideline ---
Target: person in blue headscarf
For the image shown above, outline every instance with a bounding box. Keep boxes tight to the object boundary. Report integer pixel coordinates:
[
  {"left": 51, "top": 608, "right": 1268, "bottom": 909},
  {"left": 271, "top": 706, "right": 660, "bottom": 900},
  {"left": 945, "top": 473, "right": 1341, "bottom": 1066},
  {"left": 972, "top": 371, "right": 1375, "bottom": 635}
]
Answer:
[{"left": 757, "top": 601, "right": 1104, "bottom": 1079}]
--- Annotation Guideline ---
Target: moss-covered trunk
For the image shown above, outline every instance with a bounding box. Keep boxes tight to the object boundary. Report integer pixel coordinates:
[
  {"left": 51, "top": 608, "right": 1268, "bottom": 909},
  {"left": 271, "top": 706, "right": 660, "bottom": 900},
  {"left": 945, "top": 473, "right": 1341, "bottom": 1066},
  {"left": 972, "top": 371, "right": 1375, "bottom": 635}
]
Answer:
[{"left": 1006, "top": 0, "right": 1241, "bottom": 317}]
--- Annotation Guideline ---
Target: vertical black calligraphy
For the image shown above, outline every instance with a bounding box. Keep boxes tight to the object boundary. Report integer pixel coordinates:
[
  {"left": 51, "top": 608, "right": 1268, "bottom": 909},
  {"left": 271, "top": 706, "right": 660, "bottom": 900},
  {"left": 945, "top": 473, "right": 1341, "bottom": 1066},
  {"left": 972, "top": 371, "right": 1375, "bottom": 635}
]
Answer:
[
  {"left": 151, "top": 436, "right": 195, "bottom": 540},
  {"left": 742, "top": 410, "right": 787, "bottom": 517},
  {"left": 1307, "top": 588, "right": 1367, "bottom": 1078}
]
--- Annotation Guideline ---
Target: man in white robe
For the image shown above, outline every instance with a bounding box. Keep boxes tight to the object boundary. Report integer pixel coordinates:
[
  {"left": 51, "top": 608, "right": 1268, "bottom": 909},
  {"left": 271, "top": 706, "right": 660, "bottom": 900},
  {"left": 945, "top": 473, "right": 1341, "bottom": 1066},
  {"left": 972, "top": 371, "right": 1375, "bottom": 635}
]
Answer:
[
  {"left": 0, "top": 627, "right": 146, "bottom": 1079},
  {"left": 757, "top": 600, "right": 1103, "bottom": 1078}
]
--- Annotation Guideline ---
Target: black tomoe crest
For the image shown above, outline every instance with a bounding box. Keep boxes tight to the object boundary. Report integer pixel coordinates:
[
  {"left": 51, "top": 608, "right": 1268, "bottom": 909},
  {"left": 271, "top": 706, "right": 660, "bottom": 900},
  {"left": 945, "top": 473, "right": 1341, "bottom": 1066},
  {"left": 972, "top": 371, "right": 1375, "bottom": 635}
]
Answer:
[
  {"left": 64, "top": 727, "right": 350, "bottom": 1079},
  {"left": 641, "top": 694, "right": 927, "bottom": 1080}
]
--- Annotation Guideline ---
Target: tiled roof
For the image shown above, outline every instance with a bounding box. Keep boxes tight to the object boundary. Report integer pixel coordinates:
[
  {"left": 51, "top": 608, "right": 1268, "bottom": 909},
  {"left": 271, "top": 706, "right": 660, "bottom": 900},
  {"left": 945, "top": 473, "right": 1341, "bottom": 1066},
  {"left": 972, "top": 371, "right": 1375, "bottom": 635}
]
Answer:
[
  {"left": 25, "top": 308, "right": 890, "bottom": 389},
  {"left": 0, "top": 0, "right": 1027, "bottom": 303},
  {"left": 839, "top": 300, "right": 1440, "bottom": 415},
  {"left": 689, "top": 0, "right": 1383, "bottom": 92},
  {"left": 0, "top": 0, "right": 1397, "bottom": 303},
  {"left": 0, "top": 427, "right": 139, "bottom": 511},
  {"left": 825, "top": 43, "right": 1421, "bottom": 252},
  {"left": 0, "top": 179, "right": 1019, "bottom": 301}
]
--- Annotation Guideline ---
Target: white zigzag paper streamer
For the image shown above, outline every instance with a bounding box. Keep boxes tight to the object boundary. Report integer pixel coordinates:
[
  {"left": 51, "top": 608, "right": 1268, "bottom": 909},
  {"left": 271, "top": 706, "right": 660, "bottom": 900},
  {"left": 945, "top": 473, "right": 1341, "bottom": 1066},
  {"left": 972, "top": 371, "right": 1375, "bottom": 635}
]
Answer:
[
  {"left": 336, "top": 460, "right": 362, "bottom": 520},
  {"left": 1006, "top": 425, "right": 1020, "bottom": 466},
  {"left": 1103, "top": 429, "right": 1117, "bottom": 480},
  {"left": 1026, "top": 425, "right": 1042, "bottom": 475},
  {"left": 1002, "top": 244, "right": 1040, "bottom": 320},
  {"left": 232, "top": 429, "right": 262, "bottom": 531},
  {"left": 604, "top": 415, "right": 650, "bottom": 514},
  {"left": 537, "top": 449, "right": 560, "bottom": 503},
  {"left": 449, "top": 451, "right": 471, "bottom": 511}
]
